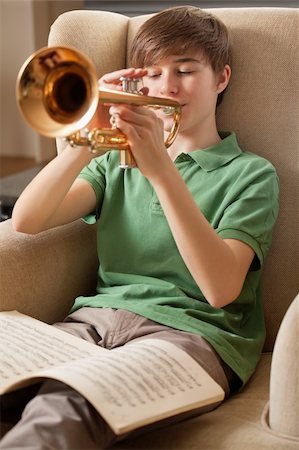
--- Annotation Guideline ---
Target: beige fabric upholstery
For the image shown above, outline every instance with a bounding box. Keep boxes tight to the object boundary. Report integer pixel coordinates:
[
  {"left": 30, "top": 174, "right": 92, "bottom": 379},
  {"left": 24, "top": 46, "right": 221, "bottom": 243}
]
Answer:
[
  {"left": 48, "top": 10, "right": 129, "bottom": 76},
  {"left": 268, "top": 293, "right": 299, "bottom": 438},
  {"left": 0, "top": 219, "right": 98, "bottom": 324},
  {"left": 1, "top": 7, "right": 298, "bottom": 448}
]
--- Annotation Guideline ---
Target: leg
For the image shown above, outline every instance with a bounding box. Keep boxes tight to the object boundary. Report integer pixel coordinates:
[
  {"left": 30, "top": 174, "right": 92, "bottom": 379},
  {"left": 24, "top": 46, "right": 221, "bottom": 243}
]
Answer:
[
  {"left": 0, "top": 311, "right": 117, "bottom": 449},
  {"left": 1, "top": 384, "right": 41, "bottom": 428},
  {"left": 0, "top": 380, "right": 116, "bottom": 450},
  {"left": 58, "top": 307, "right": 239, "bottom": 395}
]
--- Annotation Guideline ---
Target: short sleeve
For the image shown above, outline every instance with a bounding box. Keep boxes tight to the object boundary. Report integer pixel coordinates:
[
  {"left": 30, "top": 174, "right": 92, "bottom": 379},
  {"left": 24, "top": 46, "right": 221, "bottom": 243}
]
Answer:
[
  {"left": 217, "top": 165, "right": 279, "bottom": 269},
  {"left": 77, "top": 154, "right": 108, "bottom": 224}
]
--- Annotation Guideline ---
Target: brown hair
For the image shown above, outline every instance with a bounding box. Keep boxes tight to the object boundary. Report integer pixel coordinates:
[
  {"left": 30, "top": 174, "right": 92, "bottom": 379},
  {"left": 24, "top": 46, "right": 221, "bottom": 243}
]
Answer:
[{"left": 130, "top": 6, "right": 232, "bottom": 74}]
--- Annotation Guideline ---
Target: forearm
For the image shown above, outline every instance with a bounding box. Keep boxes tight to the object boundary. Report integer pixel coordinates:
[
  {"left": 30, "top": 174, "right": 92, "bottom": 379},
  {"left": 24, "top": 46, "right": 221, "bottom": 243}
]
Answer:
[
  {"left": 12, "top": 145, "right": 94, "bottom": 234},
  {"left": 151, "top": 163, "right": 250, "bottom": 308}
]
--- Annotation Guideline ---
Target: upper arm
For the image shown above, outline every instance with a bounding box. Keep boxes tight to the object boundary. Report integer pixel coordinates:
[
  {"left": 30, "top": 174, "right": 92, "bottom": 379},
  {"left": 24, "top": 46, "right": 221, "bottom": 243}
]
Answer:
[
  {"left": 222, "top": 238, "right": 255, "bottom": 303},
  {"left": 47, "top": 178, "right": 97, "bottom": 230},
  {"left": 224, "top": 238, "right": 255, "bottom": 270}
]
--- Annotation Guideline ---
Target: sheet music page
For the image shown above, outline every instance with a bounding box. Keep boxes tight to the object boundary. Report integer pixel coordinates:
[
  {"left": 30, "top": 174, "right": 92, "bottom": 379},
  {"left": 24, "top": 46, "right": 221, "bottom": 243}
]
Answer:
[
  {"left": 41, "top": 339, "right": 225, "bottom": 434},
  {"left": 0, "top": 311, "right": 224, "bottom": 434},
  {"left": 0, "top": 310, "right": 103, "bottom": 391}
]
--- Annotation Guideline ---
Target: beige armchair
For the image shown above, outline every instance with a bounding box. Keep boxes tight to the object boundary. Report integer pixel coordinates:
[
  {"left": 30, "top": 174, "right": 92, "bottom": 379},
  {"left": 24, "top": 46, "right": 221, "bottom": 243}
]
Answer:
[{"left": 1, "top": 7, "right": 298, "bottom": 449}]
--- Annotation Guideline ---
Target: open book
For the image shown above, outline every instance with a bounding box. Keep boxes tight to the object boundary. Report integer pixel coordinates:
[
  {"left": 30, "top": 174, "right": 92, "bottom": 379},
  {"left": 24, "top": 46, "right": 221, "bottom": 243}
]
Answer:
[{"left": 0, "top": 311, "right": 224, "bottom": 435}]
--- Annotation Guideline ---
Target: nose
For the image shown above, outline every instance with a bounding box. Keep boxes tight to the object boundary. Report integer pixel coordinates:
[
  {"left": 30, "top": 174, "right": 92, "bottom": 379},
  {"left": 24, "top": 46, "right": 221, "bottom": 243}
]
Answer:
[{"left": 159, "top": 73, "right": 179, "bottom": 96}]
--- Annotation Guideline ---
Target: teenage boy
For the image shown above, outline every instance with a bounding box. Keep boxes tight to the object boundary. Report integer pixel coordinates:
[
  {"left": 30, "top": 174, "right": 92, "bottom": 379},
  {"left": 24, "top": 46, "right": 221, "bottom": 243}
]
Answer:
[{"left": 1, "top": 6, "right": 279, "bottom": 449}]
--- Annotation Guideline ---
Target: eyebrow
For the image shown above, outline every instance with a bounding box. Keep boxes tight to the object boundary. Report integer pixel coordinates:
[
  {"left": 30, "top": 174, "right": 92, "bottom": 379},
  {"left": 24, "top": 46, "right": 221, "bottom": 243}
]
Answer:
[
  {"left": 172, "top": 57, "right": 203, "bottom": 64},
  {"left": 146, "top": 57, "right": 204, "bottom": 69}
]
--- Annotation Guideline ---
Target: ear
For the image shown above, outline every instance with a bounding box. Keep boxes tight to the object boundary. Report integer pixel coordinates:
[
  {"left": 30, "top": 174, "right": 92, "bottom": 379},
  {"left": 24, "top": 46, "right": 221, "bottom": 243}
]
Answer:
[{"left": 216, "top": 64, "right": 231, "bottom": 94}]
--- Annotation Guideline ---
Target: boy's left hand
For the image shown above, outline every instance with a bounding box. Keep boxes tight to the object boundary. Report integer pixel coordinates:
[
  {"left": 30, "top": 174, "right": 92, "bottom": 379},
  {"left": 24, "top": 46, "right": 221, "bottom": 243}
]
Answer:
[{"left": 109, "top": 103, "right": 171, "bottom": 180}]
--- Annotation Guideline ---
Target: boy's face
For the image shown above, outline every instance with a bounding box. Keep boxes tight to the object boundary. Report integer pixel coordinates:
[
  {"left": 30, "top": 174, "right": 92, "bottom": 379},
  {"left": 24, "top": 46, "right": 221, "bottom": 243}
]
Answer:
[{"left": 143, "top": 51, "right": 230, "bottom": 137}]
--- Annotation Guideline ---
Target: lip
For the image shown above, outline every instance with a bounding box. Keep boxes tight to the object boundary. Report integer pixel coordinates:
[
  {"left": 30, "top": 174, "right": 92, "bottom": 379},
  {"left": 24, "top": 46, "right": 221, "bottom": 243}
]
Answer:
[
  {"left": 158, "top": 96, "right": 184, "bottom": 107},
  {"left": 176, "top": 103, "right": 186, "bottom": 113}
]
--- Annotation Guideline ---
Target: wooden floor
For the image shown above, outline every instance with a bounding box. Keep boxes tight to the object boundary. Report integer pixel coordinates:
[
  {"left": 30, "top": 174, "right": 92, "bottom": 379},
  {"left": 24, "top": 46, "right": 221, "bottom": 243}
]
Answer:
[{"left": 0, "top": 156, "right": 38, "bottom": 178}]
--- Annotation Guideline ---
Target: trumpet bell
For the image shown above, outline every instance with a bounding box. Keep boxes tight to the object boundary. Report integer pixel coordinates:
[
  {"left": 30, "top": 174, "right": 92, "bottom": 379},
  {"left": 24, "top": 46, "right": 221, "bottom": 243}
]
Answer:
[
  {"left": 16, "top": 45, "right": 181, "bottom": 167},
  {"left": 16, "top": 46, "right": 98, "bottom": 138}
]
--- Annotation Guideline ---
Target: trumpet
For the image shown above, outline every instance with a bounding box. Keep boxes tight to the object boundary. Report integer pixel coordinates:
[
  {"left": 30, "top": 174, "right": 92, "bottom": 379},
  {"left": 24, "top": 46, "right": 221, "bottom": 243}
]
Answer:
[{"left": 16, "top": 46, "right": 181, "bottom": 168}]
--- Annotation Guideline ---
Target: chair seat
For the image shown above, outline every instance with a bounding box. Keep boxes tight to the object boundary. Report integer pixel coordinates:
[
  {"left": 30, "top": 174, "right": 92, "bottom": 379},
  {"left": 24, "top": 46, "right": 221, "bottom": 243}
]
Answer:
[{"left": 113, "top": 354, "right": 297, "bottom": 449}]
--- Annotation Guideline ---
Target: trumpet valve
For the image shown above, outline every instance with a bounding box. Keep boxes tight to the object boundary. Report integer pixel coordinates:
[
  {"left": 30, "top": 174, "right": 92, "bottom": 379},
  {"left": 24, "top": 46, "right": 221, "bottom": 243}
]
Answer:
[{"left": 120, "top": 77, "right": 142, "bottom": 94}]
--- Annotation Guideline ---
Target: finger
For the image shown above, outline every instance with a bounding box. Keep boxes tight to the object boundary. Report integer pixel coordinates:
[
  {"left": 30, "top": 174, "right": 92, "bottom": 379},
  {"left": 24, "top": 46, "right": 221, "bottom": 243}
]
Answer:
[
  {"left": 109, "top": 105, "right": 133, "bottom": 117},
  {"left": 100, "top": 68, "right": 147, "bottom": 85},
  {"left": 109, "top": 105, "right": 151, "bottom": 122},
  {"left": 100, "top": 68, "right": 135, "bottom": 85},
  {"left": 130, "top": 68, "right": 148, "bottom": 79},
  {"left": 139, "top": 86, "right": 149, "bottom": 96}
]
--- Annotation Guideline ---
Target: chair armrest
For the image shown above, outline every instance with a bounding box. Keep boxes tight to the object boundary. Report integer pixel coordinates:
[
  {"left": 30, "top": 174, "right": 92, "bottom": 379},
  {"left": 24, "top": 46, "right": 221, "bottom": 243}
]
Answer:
[
  {"left": 262, "top": 293, "right": 299, "bottom": 440},
  {"left": 0, "top": 219, "right": 98, "bottom": 324}
]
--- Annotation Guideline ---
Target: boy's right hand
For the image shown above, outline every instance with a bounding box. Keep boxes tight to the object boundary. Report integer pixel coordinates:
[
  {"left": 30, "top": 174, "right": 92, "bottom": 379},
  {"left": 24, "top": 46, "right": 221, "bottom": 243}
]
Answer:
[
  {"left": 87, "top": 68, "right": 148, "bottom": 132},
  {"left": 98, "top": 67, "right": 148, "bottom": 91}
]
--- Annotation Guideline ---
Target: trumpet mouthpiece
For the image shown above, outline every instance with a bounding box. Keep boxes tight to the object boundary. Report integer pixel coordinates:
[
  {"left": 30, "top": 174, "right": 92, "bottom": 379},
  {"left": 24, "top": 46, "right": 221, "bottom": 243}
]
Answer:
[{"left": 163, "top": 107, "right": 174, "bottom": 115}]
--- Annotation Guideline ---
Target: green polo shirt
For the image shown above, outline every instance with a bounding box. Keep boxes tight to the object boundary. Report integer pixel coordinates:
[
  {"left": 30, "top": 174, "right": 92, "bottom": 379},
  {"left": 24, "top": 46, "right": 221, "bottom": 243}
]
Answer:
[{"left": 72, "top": 132, "right": 279, "bottom": 385}]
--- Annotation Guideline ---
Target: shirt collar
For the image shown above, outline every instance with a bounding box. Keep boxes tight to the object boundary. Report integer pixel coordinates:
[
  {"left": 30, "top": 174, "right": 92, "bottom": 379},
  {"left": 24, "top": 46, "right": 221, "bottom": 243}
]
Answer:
[{"left": 185, "top": 132, "right": 242, "bottom": 172}]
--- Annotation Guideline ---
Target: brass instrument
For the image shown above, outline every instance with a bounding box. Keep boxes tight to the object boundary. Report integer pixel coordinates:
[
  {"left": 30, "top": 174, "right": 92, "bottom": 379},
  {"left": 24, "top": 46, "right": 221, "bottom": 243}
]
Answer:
[{"left": 16, "top": 46, "right": 181, "bottom": 168}]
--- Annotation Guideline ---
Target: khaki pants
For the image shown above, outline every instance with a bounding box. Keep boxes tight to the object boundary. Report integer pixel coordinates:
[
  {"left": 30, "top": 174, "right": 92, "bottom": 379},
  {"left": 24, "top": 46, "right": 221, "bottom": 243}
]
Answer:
[{"left": 0, "top": 308, "right": 235, "bottom": 449}]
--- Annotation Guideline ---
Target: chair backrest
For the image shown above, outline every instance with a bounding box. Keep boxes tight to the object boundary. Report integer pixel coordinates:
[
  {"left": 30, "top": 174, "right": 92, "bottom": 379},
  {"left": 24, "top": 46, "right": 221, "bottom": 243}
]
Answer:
[{"left": 49, "top": 8, "right": 299, "bottom": 351}]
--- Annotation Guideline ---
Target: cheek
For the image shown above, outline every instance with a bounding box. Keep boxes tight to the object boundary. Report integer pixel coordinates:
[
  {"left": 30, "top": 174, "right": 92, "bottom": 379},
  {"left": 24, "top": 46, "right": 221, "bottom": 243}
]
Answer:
[
  {"left": 144, "top": 80, "right": 159, "bottom": 96},
  {"left": 193, "top": 83, "right": 216, "bottom": 103}
]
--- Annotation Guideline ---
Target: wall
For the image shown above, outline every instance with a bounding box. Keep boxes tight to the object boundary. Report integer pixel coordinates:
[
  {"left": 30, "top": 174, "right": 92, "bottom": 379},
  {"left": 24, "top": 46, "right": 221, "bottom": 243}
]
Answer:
[
  {"left": 1, "top": 1, "right": 39, "bottom": 160},
  {"left": 85, "top": 0, "right": 298, "bottom": 15},
  {"left": 0, "top": 0, "right": 84, "bottom": 162}
]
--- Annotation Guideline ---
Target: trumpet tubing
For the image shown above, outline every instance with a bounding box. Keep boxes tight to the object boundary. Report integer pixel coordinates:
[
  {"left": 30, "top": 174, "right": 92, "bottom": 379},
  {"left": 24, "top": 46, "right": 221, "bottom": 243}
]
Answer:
[{"left": 16, "top": 46, "right": 181, "bottom": 168}]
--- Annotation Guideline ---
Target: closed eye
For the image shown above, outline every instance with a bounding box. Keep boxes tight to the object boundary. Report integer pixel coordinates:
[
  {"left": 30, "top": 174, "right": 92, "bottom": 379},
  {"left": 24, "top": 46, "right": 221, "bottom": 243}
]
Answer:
[
  {"left": 177, "top": 70, "right": 194, "bottom": 75},
  {"left": 147, "top": 73, "right": 161, "bottom": 79}
]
